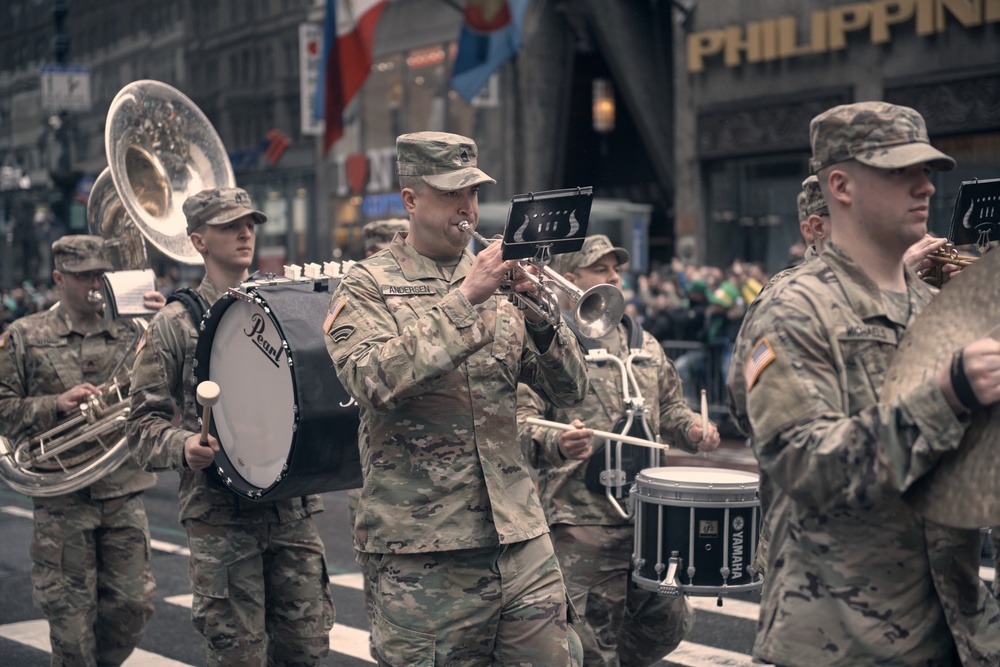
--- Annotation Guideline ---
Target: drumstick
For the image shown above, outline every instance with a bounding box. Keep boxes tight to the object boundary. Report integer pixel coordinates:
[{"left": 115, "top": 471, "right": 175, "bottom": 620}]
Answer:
[
  {"left": 525, "top": 417, "right": 669, "bottom": 451},
  {"left": 700, "top": 389, "right": 709, "bottom": 456},
  {"left": 196, "top": 381, "right": 221, "bottom": 447}
]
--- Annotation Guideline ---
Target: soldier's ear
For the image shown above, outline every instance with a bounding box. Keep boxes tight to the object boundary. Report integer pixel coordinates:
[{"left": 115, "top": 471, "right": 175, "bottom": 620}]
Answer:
[{"left": 400, "top": 188, "right": 418, "bottom": 214}]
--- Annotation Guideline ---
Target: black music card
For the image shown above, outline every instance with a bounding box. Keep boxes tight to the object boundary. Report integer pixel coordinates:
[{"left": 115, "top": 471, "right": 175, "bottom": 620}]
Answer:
[
  {"left": 948, "top": 178, "right": 1000, "bottom": 252},
  {"left": 499, "top": 187, "right": 593, "bottom": 260}
]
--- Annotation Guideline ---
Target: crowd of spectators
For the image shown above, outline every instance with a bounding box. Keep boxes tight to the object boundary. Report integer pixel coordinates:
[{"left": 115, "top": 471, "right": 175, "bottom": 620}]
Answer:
[
  {"left": 620, "top": 256, "right": 775, "bottom": 409},
  {"left": 4, "top": 251, "right": 772, "bottom": 415}
]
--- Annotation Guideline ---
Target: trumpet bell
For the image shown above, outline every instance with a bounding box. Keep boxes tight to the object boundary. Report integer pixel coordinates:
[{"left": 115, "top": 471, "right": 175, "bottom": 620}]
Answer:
[
  {"left": 105, "top": 80, "right": 235, "bottom": 264},
  {"left": 575, "top": 284, "right": 626, "bottom": 339}
]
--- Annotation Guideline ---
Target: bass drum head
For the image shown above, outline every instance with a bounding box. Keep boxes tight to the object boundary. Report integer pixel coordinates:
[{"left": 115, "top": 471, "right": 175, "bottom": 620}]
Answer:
[
  {"left": 209, "top": 298, "right": 294, "bottom": 489},
  {"left": 195, "top": 281, "right": 362, "bottom": 501}
]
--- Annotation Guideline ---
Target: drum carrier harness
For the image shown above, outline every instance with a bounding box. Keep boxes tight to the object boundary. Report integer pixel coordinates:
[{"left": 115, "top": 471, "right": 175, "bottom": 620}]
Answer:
[{"left": 566, "top": 313, "right": 661, "bottom": 519}]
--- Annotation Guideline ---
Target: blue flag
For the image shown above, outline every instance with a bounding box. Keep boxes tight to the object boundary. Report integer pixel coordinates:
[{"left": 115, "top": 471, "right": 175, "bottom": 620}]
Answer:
[{"left": 451, "top": 0, "right": 530, "bottom": 103}]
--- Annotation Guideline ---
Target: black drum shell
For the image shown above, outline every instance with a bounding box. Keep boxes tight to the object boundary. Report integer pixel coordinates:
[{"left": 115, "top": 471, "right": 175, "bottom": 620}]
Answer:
[
  {"left": 632, "top": 466, "right": 762, "bottom": 596},
  {"left": 195, "top": 280, "right": 362, "bottom": 501}
]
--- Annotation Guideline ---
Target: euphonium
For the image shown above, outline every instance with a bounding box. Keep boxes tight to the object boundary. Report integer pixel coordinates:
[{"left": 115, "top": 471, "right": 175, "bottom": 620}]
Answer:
[
  {"left": 0, "top": 80, "right": 233, "bottom": 497},
  {"left": 0, "top": 332, "right": 140, "bottom": 496},
  {"left": 458, "top": 221, "right": 626, "bottom": 338}
]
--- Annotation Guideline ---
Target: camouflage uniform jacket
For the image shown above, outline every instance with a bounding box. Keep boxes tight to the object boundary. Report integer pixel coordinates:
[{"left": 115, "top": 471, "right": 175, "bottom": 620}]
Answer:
[
  {"left": 126, "top": 276, "right": 322, "bottom": 525},
  {"left": 726, "top": 244, "right": 818, "bottom": 577},
  {"left": 0, "top": 303, "right": 155, "bottom": 500},
  {"left": 518, "top": 317, "right": 700, "bottom": 526},
  {"left": 325, "top": 233, "right": 589, "bottom": 554},
  {"left": 745, "top": 242, "right": 1000, "bottom": 666}
]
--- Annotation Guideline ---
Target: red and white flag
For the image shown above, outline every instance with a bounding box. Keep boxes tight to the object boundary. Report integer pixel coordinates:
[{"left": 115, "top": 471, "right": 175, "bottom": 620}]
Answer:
[{"left": 315, "top": 0, "right": 387, "bottom": 156}]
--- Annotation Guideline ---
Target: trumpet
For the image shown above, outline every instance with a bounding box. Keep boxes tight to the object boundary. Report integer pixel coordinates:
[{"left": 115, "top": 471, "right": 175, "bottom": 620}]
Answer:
[
  {"left": 925, "top": 246, "right": 977, "bottom": 267},
  {"left": 919, "top": 245, "right": 977, "bottom": 287},
  {"left": 459, "top": 220, "right": 625, "bottom": 339}
]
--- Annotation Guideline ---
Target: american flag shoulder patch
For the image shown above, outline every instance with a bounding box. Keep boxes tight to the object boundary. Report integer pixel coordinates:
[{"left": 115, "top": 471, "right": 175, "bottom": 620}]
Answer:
[
  {"left": 322, "top": 298, "right": 346, "bottom": 335},
  {"left": 743, "top": 337, "right": 775, "bottom": 391}
]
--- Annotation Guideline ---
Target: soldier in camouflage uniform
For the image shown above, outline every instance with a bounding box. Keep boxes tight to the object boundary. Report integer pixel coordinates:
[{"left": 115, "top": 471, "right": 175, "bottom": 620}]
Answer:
[
  {"left": 726, "top": 176, "right": 828, "bottom": 580},
  {"left": 518, "top": 235, "right": 720, "bottom": 667},
  {"left": 126, "top": 188, "right": 335, "bottom": 666},
  {"left": 345, "top": 217, "right": 409, "bottom": 660},
  {"left": 324, "top": 131, "right": 590, "bottom": 666},
  {"left": 0, "top": 235, "right": 158, "bottom": 666},
  {"left": 740, "top": 101, "right": 1000, "bottom": 666}
]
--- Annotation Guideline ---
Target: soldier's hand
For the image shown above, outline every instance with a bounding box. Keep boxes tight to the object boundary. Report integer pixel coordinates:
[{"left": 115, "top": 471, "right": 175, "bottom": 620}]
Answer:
[
  {"left": 56, "top": 383, "right": 100, "bottom": 414},
  {"left": 904, "top": 234, "right": 947, "bottom": 278},
  {"left": 557, "top": 419, "right": 593, "bottom": 460},
  {"left": 460, "top": 240, "right": 517, "bottom": 306},
  {"left": 937, "top": 338, "right": 1000, "bottom": 414},
  {"left": 184, "top": 432, "right": 219, "bottom": 470},
  {"left": 143, "top": 291, "right": 167, "bottom": 311},
  {"left": 688, "top": 420, "right": 721, "bottom": 452}
]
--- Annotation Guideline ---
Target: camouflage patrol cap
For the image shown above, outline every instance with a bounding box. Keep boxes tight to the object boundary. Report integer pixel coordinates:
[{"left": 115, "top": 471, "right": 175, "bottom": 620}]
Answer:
[
  {"left": 396, "top": 131, "right": 496, "bottom": 191},
  {"left": 801, "top": 175, "right": 828, "bottom": 217},
  {"left": 183, "top": 187, "right": 267, "bottom": 234},
  {"left": 553, "top": 235, "right": 629, "bottom": 275},
  {"left": 52, "top": 235, "right": 113, "bottom": 273},
  {"left": 362, "top": 218, "right": 409, "bottom": 254},
  {"left": 809, "top": 101, "right": 955, "bottom": 174},
  {"left": 796, "top": 190, "right": 810, "bottom": 222}
]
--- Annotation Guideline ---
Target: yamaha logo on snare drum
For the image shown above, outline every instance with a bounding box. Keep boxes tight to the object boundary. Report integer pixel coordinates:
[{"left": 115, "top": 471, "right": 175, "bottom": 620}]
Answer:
[
  {"left": 731, "top": 516, "right": 745, "bottom": 580},
  {"left": 245, "top": 313, "right": 284, "bottom": 368}
]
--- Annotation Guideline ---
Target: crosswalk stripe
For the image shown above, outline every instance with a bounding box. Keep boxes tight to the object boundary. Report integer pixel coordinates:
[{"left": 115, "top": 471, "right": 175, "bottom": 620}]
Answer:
[
  {"left": 666, "top": 640, "right": 754, "bottom": 666},
  {"left": 0, "top": 619, "right": 191, "bottom": 666},
  {"left": 1, "top": 505, "right": 32, "bottom": 519},
  {"left": 151, "top": 539, "right": 190, "bottom": 556}
]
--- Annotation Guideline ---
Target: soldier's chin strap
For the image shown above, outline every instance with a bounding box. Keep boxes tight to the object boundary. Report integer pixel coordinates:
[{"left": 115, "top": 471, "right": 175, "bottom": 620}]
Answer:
[{"left": 566, "top": 313, "right": 662, "bottom": 519}]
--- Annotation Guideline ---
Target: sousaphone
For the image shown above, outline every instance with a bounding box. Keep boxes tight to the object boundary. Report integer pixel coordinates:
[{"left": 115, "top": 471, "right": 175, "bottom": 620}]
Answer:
[
  {"left": 0, "top": 80, "right": 234, "bottom": 496},
  {"left": 880, "top": 247, "right": 1000, "bottom": 529}
]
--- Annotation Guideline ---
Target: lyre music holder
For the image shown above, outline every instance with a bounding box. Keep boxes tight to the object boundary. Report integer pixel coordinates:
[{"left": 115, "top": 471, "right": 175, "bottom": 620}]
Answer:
[
  {"left": 498, "top": 186, "right": 594, "bottom": 262},
  {"left": 947, "top": 177, "right": 1000, "bottom": 254}
]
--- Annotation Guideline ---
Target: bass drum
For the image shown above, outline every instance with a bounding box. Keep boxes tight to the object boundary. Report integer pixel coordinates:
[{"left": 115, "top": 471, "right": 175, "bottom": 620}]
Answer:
[{"left": 195, "top": 279, "right": 361, "bottom": 501}]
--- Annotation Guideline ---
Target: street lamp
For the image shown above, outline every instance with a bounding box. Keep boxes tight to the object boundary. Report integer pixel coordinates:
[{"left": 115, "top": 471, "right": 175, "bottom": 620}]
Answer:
[{"left": 592, "top": 78, "right": 615, "bottom": 133}]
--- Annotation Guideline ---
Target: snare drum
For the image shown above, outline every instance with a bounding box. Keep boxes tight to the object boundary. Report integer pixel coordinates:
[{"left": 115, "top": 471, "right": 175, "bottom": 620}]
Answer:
[
  {"left": 632, "top": 466, "right": 762, "bottom": 597},
  {"left": 195, "top": 279, "right": 361, "bottom": 501}
]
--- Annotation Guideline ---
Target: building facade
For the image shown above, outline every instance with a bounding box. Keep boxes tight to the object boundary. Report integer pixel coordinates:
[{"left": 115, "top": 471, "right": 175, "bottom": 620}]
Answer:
[
  {"left": 672, "top": 0, "right": 1000, "bottom": 273},
  {"left": 1, "top": 0, "right": 684, "bottom": 287}
]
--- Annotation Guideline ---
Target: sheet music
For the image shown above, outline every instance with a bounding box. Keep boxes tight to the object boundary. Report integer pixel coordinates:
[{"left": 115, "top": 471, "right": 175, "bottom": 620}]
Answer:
[{"left": 102, "top": 269, "right": 157, "bottom": 318}]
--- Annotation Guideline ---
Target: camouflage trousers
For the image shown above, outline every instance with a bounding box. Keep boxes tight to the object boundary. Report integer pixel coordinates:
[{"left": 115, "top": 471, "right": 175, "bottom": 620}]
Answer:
[
  {"left": 359, "top": 533, "right": 577, "bottom": 666},
  {"left": 184, "top": 515, "right": 335, "bottom": 667},
  {"left": 31, "top": 491, "right": 154, "bottom": 667},
  {"left": 346, "top": 487, "right": 377, "bottom": 660},
  {"left": 551, "top": 524, "right": 695, "bottom": 667}
]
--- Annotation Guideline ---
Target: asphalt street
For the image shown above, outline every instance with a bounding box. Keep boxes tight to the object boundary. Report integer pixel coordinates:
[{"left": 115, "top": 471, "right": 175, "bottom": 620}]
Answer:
[{"left": 0, "top": 442, "right": 993, "bottom": 666}]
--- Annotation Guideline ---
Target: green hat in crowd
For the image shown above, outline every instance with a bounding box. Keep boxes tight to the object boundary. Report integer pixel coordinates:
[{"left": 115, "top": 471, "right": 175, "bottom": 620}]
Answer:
[{"left": 708, "top": 280, "right": 740, "bottom": 308}]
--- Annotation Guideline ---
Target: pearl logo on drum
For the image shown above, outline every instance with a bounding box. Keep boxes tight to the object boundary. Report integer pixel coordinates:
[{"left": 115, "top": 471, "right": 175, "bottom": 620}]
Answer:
[{"left": 244, "top": 313, "right": 284, "bottom": 368}]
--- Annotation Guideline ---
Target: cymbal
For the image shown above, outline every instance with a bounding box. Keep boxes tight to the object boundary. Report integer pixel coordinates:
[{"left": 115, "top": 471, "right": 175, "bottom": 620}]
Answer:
[{"left": 880, "top": 247, "right": 1000, "bottom": 529}]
